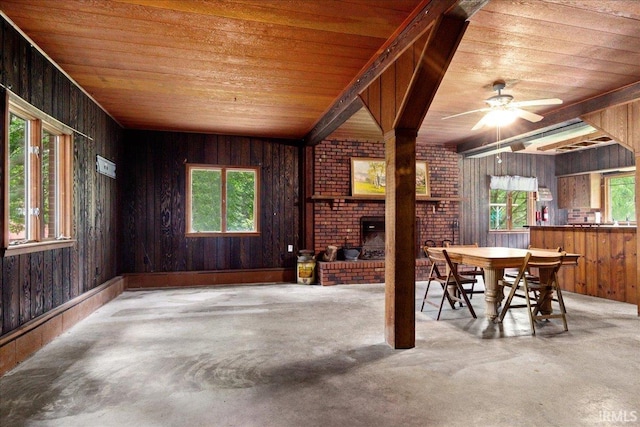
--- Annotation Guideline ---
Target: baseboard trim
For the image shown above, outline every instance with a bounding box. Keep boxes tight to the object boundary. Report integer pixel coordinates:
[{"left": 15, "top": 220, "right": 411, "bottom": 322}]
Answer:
[
  {"left": 124, "top": 268, "right": 296, "bottom": 289},
  {"left": 0, "top": 276, "right": 125, "bottom": 377}
]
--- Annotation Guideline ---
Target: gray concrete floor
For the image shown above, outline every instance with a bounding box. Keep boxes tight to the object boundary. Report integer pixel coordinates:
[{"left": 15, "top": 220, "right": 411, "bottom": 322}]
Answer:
[{"left": 1, "top": 281, "right": 639, "bottom": 427}]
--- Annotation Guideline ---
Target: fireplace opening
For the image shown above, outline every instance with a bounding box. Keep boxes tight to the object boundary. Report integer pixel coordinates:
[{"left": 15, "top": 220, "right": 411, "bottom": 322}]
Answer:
[
  {"left": 360, "top": 216, "right": 421, "bottom": 260},
  {"left": 360, "top": 216, "right": 385, "bottom": 260}
]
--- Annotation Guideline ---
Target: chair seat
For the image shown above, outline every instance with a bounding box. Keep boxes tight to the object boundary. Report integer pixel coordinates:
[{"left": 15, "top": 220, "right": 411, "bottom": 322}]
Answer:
[{"left": 505, "top": 272, "right": 539, "bottom": 281}]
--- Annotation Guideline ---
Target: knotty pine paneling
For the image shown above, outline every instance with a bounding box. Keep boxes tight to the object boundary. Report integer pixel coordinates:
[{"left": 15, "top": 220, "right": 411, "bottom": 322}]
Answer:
[
  {"left": 459, "top": 152, "right": 557, "bottom": 249},
  {"left": 530, "top": 226, "right": 637, "bottom": 304},
  {"left": 0, "top": 17, "right": 122, "bottom": 336},
  {"left": 120, "top": 130, "right": 300, "bottom": 273}
]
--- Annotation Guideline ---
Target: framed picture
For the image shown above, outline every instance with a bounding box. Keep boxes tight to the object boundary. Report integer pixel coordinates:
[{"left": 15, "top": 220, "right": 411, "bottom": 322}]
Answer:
[{"left": 351, "top": 158, "right": 430, "bottom": 198}]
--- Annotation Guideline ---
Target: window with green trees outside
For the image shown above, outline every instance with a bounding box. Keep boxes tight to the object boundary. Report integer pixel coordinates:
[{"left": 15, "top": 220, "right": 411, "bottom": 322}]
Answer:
[
  {"left": 489, "top": 189, "right": 531, "bottom": 231},
  {"left": 605, "top": 172, "right": 636, "bottom": 223},
  {"left": 186, "top": 164, "right": 259, "bottom": 235}
]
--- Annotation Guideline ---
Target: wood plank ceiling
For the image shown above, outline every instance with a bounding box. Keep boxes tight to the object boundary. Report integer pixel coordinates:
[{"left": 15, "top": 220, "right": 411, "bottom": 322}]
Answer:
[{"left": 1, "top": 0, "right": 640, "bottom": 152}]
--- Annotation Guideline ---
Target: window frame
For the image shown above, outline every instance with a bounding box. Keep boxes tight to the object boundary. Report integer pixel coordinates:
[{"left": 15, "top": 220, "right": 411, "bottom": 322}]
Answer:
[
  {"left": 185, "top": 163, "right": 260, "bottom": 237},
  {"left": 489, "top": 189, "right": 535, "bottom": 232},
  {"left": 3, "top": 92, "right": 74, "bottom": 256},
  {"left": 603, "top": 171, "right": 636, "bottom": 224}
]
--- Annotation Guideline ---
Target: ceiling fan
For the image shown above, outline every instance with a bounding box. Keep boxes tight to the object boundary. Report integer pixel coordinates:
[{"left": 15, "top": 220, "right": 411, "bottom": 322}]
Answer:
[{"left": 443, "top": 80, "right": 563, "bottom": 130}]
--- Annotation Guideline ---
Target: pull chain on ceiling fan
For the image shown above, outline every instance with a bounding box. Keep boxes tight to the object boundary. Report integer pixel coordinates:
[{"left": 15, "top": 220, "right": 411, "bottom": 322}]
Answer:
[{"left": 442, "top": 80, "right": 563, "bottom": 130}]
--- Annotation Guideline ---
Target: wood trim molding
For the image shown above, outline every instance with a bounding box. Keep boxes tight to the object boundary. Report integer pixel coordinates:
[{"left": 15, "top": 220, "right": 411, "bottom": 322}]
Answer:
[
  {"left": 124, "top": 268, "right": 296, "bottom": 289},
  {"left": 0, "top": 276, "right": 125, "bottom": 376}
]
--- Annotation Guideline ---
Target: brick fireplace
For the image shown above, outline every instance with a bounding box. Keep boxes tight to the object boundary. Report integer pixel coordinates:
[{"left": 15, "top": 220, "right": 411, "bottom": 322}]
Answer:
[{"left": 312, "top": 139, "right": 462, "bottom": 285}]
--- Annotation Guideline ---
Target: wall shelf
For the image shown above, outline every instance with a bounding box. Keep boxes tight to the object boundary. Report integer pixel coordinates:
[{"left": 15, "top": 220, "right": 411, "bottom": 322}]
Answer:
[
  {"left": 310, "top": 195, "right": 462, "bottom": 202},
  {"left": 310, "top": 194, "right": 462, "bottom": 211}
]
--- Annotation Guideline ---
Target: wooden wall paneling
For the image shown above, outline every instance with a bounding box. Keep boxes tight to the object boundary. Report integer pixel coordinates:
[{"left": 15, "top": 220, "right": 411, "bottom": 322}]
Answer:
[
  {"left": 263, "top": 140, "right": 275, "bottom": 267},
  {"left": 52, "top": 249, "right": 63, "bottom": 308},
  {"left": 573, "top": 229, "right": 587, "bottom": 294},
  {"left": 62, "top": 247, "right": 71, "bottom": 302},
  {"left": 609, "top": 230, "right": 626, "bottom": 302},
  {"left": 559, "top": 229, "right": 576, "bottom": 293},
  {"left": 30, "top": 252, "right": 44, "bottom": 318},
  {"left": 275, "top": 142, "right": 285, "bottom": 267},
  {"left": 381, "top": 64, "right": 396, "bottom": 133},
  {"left": 120, "top": 133, "right": 136, "bottom": 273},
  {"left": 159, "top": 136, "right": 174, "bottom": 272},
  {"left": 395, "top": 49, "right": 414, "bottom": 123},
  {"left": 287, "top": 143, "right": 298, "bottom": 267},
  {"left": 367, "top": 78, "right": 381, "bottom": 129},
  {"left": 4, "top": 21, "right": 19, "bottom": 93},
  {"left": 0, "top": 19, "right": 121, "bottom": 337},
  {"left": 623, "top": 231, "right": 637, "bottom": 304},
  {"left": 18, "top": 34, "right": 29, "bottom": 100},
  {"left": 596, "top": 231, "right": 612, "bottom": 300},
  {"left": 173, "top": 134, "right": 188, "bottom": 272},
  {"left": 2, "top": 256, "right": 19, "bottom": 334},
  {"left": 76, "top": 132, "right": 85, "bottom": 294},
  {"left": 19, "top": 254, "right": 30, "bottom": 324},
  {"left": 585, "top": 230, "right": 598, "bottom": 297},
  {"left": 29, "top": 46, "right": 43, "bottom": 110}
]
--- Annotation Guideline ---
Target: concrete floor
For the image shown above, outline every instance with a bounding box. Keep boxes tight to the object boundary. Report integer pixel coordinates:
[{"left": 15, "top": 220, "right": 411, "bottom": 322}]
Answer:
[{"left": 1, "top": 281, "right": 639, "bottom": 427}]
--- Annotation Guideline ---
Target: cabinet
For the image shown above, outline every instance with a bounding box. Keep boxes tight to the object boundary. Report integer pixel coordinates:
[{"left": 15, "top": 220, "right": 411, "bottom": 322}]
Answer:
[{"left": 557, "top": 173, "right": 601, "bottom": 209}]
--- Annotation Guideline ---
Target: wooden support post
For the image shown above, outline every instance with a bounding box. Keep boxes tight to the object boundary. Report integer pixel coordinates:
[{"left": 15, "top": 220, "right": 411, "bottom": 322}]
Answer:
[{"left": 384, "top": 128, "right": 417, "bottom": 348}]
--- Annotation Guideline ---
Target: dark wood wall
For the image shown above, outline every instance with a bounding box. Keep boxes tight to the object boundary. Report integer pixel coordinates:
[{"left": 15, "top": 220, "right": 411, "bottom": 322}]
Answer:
[
  {"left": 555, "top": 143, "right": 635, "bottom": 176},
  {"left": 120, "top": 130, "right": 300, "bottom": 273},
  {"left": 459, "top": 152, "right": 557, "bottom": 249},
  {"left": 0, "top": 18, "right": 122, "bottom": 336}
]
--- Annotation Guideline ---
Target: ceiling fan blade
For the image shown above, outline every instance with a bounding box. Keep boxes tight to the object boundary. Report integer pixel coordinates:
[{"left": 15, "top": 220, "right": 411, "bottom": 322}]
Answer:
[
  {"left": 513, "top": 108, "right": 544, "bottom": 122},
  {"left": 442, "top": 107, "right": 491, "bottom": 120},
  {"left": 471, "top": 113, "right": 492, "bottom": 130},
  {"left": 511, "top": 98, "right": 563, "bottom": 108}
]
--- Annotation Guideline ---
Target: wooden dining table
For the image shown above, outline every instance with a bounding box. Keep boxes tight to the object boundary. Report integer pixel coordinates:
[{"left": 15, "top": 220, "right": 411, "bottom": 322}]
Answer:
[{"left": 430, "top": 246, "right": 580, "bottom": 320}]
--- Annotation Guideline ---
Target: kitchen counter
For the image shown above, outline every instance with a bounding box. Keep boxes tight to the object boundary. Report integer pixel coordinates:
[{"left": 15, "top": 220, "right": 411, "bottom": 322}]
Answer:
[{"left": 529, "top": 226, "right": 637, "bottom": 305}]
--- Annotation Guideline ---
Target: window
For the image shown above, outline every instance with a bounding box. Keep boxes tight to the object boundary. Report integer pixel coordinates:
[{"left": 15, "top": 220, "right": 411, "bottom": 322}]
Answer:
[
  {"left": 604, "top": 172, "right": 636, "bottom": 223},
  {"left": 489, "top": 189, "right": 532, "bottom": 231},
  {"left": 186, "top": 164, "right": 259, "bottom": 236},
  {"left": 4, "top": 94, "right": 73, "bottom": 254}
]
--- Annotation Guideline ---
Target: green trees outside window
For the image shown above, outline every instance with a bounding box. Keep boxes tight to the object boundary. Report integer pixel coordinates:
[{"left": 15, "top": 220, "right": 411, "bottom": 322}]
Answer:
[
  {"left": 9, "top": 113, "right": 27, "bottom": 240},
  {"left": 490, "top": 189, "right": 530, "bottom": 231},
  {"left": 187, "top": 165, "right": 258, "bottom": 235},
  {"left": 607, "top": 173, "right": 636, "bottom": 222}
]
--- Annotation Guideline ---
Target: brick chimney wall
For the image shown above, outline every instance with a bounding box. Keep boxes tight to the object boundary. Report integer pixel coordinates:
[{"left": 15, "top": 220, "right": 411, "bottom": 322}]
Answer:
[{"left": 313, "top": 139, "right": 461, "bottom": 256}]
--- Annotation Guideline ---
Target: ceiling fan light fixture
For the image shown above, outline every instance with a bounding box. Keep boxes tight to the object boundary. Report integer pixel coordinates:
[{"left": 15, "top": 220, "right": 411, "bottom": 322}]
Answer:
[{"left": 484, "top": 108, "right": 517, "bottom": 128}]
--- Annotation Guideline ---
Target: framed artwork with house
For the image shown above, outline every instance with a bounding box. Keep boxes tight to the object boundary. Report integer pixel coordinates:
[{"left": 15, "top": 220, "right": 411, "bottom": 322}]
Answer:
[{"left": 351, "top": 158, "right": 430, "bottom": 198}]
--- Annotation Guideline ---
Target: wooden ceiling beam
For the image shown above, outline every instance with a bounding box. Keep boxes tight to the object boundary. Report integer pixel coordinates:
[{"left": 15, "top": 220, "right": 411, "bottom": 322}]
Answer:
[
  {"left": 303, "top": 0, "right": 486, "bottom": 145},
  {"left": 456, "top": 80, "right": 640, "bottom": 154}
]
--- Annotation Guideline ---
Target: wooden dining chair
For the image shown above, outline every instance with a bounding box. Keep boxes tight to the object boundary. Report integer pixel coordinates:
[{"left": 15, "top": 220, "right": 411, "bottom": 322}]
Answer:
[
  {"left": 505, "top": 246, "right": 561, "bottom": 281},
  {"left": 444, "top": 242, "right": 484, "bottom": 299},
  {"left": 504, "top": 246, "right": 562, "bottom": 305},
  {"left": 423, "top": 240, "right": 437, "bottom": 257},
  {"left": 422, "top": 248, "right": 477, "bottom": 320},
  {"left": 498, "top": 252, "right": 568, "bottom": 335}
]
